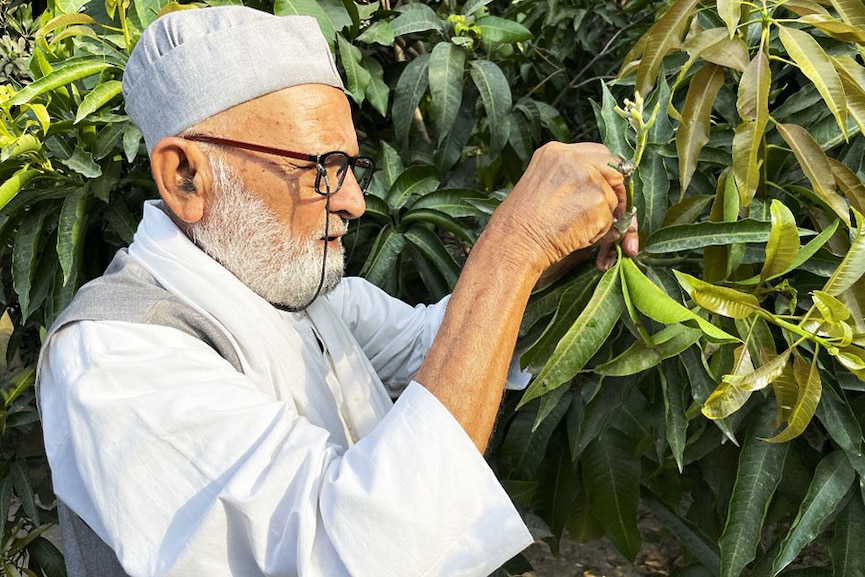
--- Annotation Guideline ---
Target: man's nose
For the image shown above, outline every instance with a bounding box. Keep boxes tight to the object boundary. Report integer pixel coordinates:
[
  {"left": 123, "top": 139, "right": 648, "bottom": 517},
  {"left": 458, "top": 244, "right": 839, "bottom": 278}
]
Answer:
[{"left": 328, "top": 172, "right": 366, "bottom": 219}]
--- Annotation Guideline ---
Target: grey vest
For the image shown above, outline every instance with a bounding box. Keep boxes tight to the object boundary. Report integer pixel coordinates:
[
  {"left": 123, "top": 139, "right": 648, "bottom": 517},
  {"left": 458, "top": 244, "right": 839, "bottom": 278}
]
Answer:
[{"left": 42, "top": 249, "right": 244, "bottom": 577}]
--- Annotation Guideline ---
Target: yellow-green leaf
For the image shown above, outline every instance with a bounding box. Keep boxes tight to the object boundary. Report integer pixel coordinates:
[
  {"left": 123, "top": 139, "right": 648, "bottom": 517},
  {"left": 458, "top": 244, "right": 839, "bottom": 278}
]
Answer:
[
  {"left": 0, "top": 168, "right": 40, "bottom": 211},
  {"left": 831, "top": 56, "right": 865, "bottom": 136},
  {"left": 677, "top": 63, "right": 725, "bottom": 195},
  {"left": 765, "top": 352, "right": 822, "bottom": 442},
  {"left": 682, "top": 27, "right": 749, "bottom": 72},
  {"left": 723, "top": 347, "right": 792, "bottom": 393},
  {"left": 777, "top": 24, "right": 847, "bottom": 138},
  {"left": 717, "top": 0, "right": 742, "bottom": 38},
  {"left": 74, "top": 80, "right": 122, "bottom": 124},
  {"left": 761, "top": 199, "right": 800, "bottom": 280},
  {"left": 634, "top": 0, "right": 701, "bottom": 97},
  {"left": 675, "top": 270, "right": 760, "bottom": 319},
  {"left": 822, "top": 208, "right": 865, "bottom": 296},
  {"left": 702, "top": 344, "right": 756, "bottom": 418},
  {"left": 829, "top": 0, "right": 865, "bottom": 27},
  {"left": 1, "top": 134, "right": 42, "bottom": 162},
  {"left": 800, "top": 14, "right": 865, "bottom": 43},
  {"left": 812, "top": 289, "right": 851, "bottom": 323},
  {"left": 732, "top": 50, "right": 769, "bottom": 205},
  {"left": 828, "top": 158, "right": 865, "bottom": 215},
  {"left": 771, "top": 364, "right": 798, "bottom": 425},
  {"left": 777, "top": 123, "right": 849, "bottom": 226},
  {"left": 783, "top": 0, "right": 831, "bottom": 17}
]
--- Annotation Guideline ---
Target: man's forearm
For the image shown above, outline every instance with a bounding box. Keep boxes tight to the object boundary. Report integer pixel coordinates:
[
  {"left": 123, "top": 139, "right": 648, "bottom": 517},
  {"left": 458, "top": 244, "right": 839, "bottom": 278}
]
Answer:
[{"left": 415, "top": 221, "right": 540, "bottom": 452}]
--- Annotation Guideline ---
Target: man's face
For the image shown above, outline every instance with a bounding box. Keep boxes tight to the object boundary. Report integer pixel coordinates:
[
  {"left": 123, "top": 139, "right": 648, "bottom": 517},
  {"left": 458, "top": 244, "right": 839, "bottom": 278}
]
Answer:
[{"left": 189, "top": 85, "right": 366, "bottom": 308}]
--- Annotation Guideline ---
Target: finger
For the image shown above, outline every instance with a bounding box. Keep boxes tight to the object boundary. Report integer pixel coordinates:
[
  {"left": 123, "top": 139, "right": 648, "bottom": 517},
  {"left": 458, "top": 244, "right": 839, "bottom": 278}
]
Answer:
[
  {"left": 596, "top": 243, "right": 617, "bottom": 271},
  {"left": 622, "top": 214, "right": 639, "bottom": 257}
]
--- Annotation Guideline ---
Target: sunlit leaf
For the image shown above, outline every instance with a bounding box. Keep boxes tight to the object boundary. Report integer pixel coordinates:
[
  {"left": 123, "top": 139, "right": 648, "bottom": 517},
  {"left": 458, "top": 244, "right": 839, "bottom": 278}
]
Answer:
[
  {"left": 777, "top": 24, "right": 847, "bottom": 138},
  {"left": 765, "top": 351, "right": 822, "bottom": 442},
  {"left": 597, "top": 81, "right": 633, "bottom": 160},
  {"left": 675, "top": 270, "right": 760, "bottom": 319},
  {"left": 773, "top": 450, "right": 854, "bottom": 574},
  {"left": 362, "top": 57, "right": 389, "bottom": 117},
  {"left": 677, "top": 63, "right": 725, "bottom": 195},
  {"left": 356, "top": 20, "right": 395, "bottom": 45},
  {"left": 732, "top": 50, "right": 769, "bottom": 206},
  {"left": 703, "top": 348, "right": 791, "bottom": 420},
  {"left": 428, "top": 42, "right": 465, "bottom": 141},
  {"left": 717, "top": 0, "right": 741, "bottom": 38},
  {"left": 522, "top": 263, "right": 624, "bottom": 406},
  {"left": 621, "top": 258, "right": 738, "bottom": 342},
  {"left": 828, "top": 158, "right": 865, "bottom": 215},
  {"left": 7, "top": 57, "right": 115, "bottom": 106},
  {"left": 73, "top": 79, "right": 122, "bottom": 124},
  {"left": 812, "top": 289, "right": 851, "bottom": 323},
  {"left": 476, "top": 15, "right": 533, "bottom": 45},
  {"left": 0, "top": 168, "right": 40, "bottom": 211},
  {"left": 777, "top": 123, "right": 849, "bottom": 225},
  {"left": 337, "top": 34, "right": 371, "bottom": 104},
  {"left": 761, "top": 200, "right": 799, "bottom": 280},
  {"left": 829, "top": 0, "right": 865, "bottom": 27},
  {"left": 833, "top": 345, "right": 865, "bottom": 380},
  {"left": 800, "top": 13, "right": 865, "bottom": 42},
  {"left": 822, "top": 209, "right": 865, "bottom": 296},
  {"left": 57, "top": 187, "right": 88, "bottom": 286},
  {"left": 832, "top": 57, "right": 865, "bottom": 136},
  {"left": 633, "top": 0, "right": 701, "bottom": 97},
  {"left": 387, "top": 165, "right": 439, "bottom": 209},
  {"left": 770, "top": 364, "right": 798, "bottom": 426}
]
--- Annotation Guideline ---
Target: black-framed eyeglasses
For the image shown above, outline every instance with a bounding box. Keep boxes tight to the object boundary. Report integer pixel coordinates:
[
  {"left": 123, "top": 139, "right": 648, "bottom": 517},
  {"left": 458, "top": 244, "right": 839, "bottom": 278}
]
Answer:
[{"left": 184, "top": 134, "right": 376, "bottom": 196}]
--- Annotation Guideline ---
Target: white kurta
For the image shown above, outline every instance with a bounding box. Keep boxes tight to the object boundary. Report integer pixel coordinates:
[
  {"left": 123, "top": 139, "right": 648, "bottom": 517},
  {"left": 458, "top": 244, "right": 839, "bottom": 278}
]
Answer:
[{"left": 39, "top": 203, "right": 532, "bottom": 577}]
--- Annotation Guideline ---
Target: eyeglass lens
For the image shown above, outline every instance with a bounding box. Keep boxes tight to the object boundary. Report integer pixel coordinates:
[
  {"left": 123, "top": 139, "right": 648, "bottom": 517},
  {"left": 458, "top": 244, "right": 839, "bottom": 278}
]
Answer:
[{"left": 316, "top": 152, "right": 374, "bottom": 196}]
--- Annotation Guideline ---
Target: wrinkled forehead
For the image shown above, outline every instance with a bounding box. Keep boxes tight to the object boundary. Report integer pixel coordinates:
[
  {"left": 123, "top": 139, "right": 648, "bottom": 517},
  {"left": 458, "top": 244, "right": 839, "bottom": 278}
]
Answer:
[{"left": 122, "top": 6, "right": 344, "bottom": 154}]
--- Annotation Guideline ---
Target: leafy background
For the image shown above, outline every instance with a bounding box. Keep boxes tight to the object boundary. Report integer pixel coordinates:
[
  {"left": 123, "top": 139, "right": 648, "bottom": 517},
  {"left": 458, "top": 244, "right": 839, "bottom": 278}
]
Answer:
[{"left": 2, "top": 0, "right": 865, "bottom": 576}]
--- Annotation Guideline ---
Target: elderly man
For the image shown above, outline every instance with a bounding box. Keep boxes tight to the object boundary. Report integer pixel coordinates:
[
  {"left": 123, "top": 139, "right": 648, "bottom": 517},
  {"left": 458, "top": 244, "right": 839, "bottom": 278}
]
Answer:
[{"left": 37, "top": 6, "right": 638, "bottom": 577}]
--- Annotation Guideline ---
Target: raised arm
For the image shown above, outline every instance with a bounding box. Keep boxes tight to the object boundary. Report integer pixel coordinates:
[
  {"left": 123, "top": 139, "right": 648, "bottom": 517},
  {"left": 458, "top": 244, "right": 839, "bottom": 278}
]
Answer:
[{"left": 415, "top": 142, "right": 636, "bottom": 451}]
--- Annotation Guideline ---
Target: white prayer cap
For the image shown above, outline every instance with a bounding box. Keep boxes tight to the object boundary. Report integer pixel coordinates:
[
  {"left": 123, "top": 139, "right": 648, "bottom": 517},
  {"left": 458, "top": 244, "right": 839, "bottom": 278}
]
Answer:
[{"left": 122, "top": 6, "right": 344, "bottom": 154}]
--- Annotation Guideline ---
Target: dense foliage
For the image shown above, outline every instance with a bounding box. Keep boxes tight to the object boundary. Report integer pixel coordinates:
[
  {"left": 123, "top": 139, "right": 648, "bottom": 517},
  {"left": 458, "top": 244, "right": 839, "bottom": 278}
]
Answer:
[{"left": 2, "top": 0, "right": 864, "bottom": 576}]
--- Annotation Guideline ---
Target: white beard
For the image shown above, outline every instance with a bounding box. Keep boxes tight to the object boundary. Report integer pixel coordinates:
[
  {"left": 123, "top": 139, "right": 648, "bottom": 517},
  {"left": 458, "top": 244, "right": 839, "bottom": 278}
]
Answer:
[{"left": 189, "top": 157, "right": 346, "bottom": 310}]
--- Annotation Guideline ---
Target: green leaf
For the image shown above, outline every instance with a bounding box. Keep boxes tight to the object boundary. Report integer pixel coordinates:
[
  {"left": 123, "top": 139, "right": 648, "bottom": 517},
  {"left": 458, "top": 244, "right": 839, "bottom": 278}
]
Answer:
[
  {"left": 390, "top": 3, "right": 443, "bottom": 36},
  {"left": 337, "top": 34, "right": 371, "bottom": 104},
  {"left": 405, "top": 225, "right": 460, "bottom": 299},
  {"left": 677, "top": 63, "right": 725, "bottom": 195},
  {"left": 660, "top": 361, "right": 689, "bottom": 472},
  {"left": 773, "top": 450, "right": 855, "bottom": 574},
  {"left": 777, "top": 123, "right": 849, "bottom": 226},
  {"left": 800, "top": 13, "right": 865, "bottom": 42},
  {"left": 358, "top": 225, "right": 405, "bottom": 288},
  {"left": 646, "top": 220, "right": 773, "bottom": 254},
  {"left": 828, "top": 158, "right": 865, "bottom": 216},
  {"left": 356, "top": 20, "right": 395, "bottom": 45},
  {"left": 25, "top": 537, "right": 66, "bottom": 577},
  {"left": 767, "top": 351, "right": 822, "bottom": 443},
  {"left": 274, "top": 0, "right": 335, "bottom": 48},
  {"left": 402, "top": 208, "right": 476, "bottom": 243},
  {"left": 777, "top": 25, "right": 847, "bottom": 138},
  {"left": 57, "top": 187, "right": 88, "bottom": 286},
  {"left": 392, "top": 53, "right": 430, "bottom": 147},
  {"left": 829, "top": 492, "right": 865, "bottom": 576},
  {"left": 522, "top": 263, "right": 624, "bottom": 405},
  {"left": 621, "top": 259, "right": 738, "bottom": 342},
  {"left": 597, "top": 81, "right": 633, "bottom": 159},
  {"left": 499, "top": 392, "right": 573, "bottom": 480},
  {"left": 761, "top": 200, "right": 800, "bottom": 280},
  {"left": 535, "top": 101, "right": 570, "bottom": 143},
  {"left": 379, "top": 141, "right": 404, "bottom": 190},
  {"left": 675, "top": 270, "right": 760, "bottom": 319},
  {"left": 0, "top": 366, "right": 36, "bottom": 409},
  {"left": 643, "top": 492, "right": 721, "bottom": 574},
  {"left": 633, "top": 0, "right": 700, "bottom": 97},
  {"left": 0, "top": 168, "right": 40, "bottom": 211},
  {"left": 122, "top": 123, "right": 143, "bottom": 162},
  {"left": 60, "top": 147, "right": 101, "bottom": 178},
  {"left": 583, "top": 430, "right": 641, "bottom": 561},
  {"left": 407, "top": 189, "right": 486, "bottom": 218},
  {"left": 822, "top": 209, "right": 865, "bottom": 296},
  {"left": 521, "top": 268, "right": 602, "bottom": 372},
  {"left": 7, "top": 57, "right": 115, "bottom": 106},
  {"left": 719, "top": 405, "right": 789, "bottom": 577},
  {"left": 428, "top": 42, "right": 465, "bottom": 141},
  {"left": 10, "top": 460, "right": 39, "bottom": 524},
  {"left": 387, "top": 165, "right": 439, "bottom": 210},
  {"left": 476, "top": 15, "right": 532, "bottom": 45},
  {"left": 595, "top": 324, "right": 702, "bottom": 376},
  {"left": 12, "top": 209, "right": 48, "bottom": 320},
  {"left": 812, "top": 290, "right": 851, "bottom": 323},
  {"left": 74, "top": 79, "right": 122, "bottom": 124},
  {"left": 469, "top": 60, "right": 512, "bottom": 152}
]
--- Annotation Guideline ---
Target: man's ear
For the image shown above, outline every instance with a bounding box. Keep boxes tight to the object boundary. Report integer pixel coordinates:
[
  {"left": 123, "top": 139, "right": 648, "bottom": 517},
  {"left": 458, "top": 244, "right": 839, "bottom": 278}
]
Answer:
[{"left": 149, "top": 137, "right": 214, "bottom": 224}]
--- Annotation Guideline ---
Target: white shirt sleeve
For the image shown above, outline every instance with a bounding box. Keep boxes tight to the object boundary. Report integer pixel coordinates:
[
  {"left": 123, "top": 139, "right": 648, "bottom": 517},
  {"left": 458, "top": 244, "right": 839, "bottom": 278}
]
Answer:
[
  {"left": 39, "top": 320, "right": 532, "bottom": 577},
  {"left": 330, "top": 278, "right": 531, "bottom": 392}
]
